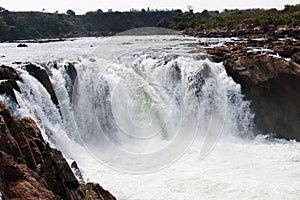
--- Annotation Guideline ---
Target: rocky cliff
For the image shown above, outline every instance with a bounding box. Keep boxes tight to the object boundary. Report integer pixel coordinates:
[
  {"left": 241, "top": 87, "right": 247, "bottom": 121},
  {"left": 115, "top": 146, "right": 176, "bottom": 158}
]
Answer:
[
  {"left": 0, "top": 63, "right": 116, "bottom": 200},
  {"left": 206, "top": 38, "right": 300, "bottom": 141},
  {"left": 0, "top": 101, "right": 116, "bottom": 200}
]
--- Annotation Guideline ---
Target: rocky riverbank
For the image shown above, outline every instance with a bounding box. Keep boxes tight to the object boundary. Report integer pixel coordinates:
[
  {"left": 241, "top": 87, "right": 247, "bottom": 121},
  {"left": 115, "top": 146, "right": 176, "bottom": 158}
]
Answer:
[
  {"left": 184, "top": 25, "right": 300, "bottom": 40},
  {"left": 0, "top": 63, "right": 116, "bottom": 200},
  {"left": 199, "top": 36, "right": 300, "bottom": 141},
  {"left": 0, "top": 100, "right": 116, "bottom": 200},
  {"left": 0, "top": 101, "right": 116, "bottom": 199}
]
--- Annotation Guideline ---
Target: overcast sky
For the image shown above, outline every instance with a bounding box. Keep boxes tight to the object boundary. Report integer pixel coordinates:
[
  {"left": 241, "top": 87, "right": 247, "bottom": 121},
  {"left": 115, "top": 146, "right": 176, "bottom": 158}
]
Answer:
[{"left": 1, "top": 0, "right": 299, "bottom": 14}]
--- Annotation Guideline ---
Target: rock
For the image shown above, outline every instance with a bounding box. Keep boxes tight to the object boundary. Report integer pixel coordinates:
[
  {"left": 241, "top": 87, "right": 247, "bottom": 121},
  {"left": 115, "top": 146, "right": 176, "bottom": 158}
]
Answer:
[
  {"left": 0, "top": 80, "right": 21, "bottom": 104},
  {"left": 0, "top": 65, "right": 20, "bottom": 80},
  {"left": 51, "top": 148, "right": 85, "bottom": 200},
  {"left": 24, "top": 64, "right": 59, "bottom": 106},
  {"left": 0, "top": 101, "right": 116, "bottom": 200},
  {"left": 64, "top": 63, "right": 77, "bottom": 100},
  {"left": 292, "top": 52, "right": 300, "bottom": 65},
  {"left": 83, "top": 182, "right": 117, "bottom": 200},
  {"left": 224, "top": 54, "right": 300, "bottom": 141},
  {"left": 71, "top": 161, "right": 83, "bottom": 181},
  {"left": 0, "top": 151, "right": 55, "bottom": 200},
  {"left": 17, "top": 44, "right": 28, "bottom": 48},
  {"left": 203, "top": 36, "right": 300, "bottom": 141},
  {"left": 0, "top": 115, "right": 22, "bottom": 159}
]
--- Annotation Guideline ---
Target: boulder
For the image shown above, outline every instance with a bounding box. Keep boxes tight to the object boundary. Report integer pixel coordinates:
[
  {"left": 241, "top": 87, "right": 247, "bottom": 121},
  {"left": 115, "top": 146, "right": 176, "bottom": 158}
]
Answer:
[
  {"left": 24, "top": 64, "right": 59, "bottom": 106},
  {"left": 17, "top": 44, "right": 28, "bottom": 48}
]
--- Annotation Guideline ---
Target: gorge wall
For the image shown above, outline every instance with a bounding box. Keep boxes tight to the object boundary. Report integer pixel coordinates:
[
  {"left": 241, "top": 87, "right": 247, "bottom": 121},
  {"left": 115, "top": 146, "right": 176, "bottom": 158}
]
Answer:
[{"left": 207, "top": 38, "right": 300, "bottom": 141}]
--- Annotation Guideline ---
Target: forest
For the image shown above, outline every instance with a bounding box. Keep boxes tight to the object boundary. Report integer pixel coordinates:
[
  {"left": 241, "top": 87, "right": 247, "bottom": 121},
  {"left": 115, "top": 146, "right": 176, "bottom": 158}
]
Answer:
[{"left": 0, "top": 4, "right": 299, "bottom": 41}]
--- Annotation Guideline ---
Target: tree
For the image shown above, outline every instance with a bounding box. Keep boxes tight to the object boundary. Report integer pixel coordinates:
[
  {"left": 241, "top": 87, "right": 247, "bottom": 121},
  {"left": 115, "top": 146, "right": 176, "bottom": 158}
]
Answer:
[{"left": 66, "top": 9, "right": 76, "bottom": 17}]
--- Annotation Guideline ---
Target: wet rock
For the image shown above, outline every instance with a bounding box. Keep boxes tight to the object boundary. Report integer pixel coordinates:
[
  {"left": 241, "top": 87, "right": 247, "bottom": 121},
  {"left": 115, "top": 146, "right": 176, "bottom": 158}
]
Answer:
[
  {"left": 64, "top": 63, "right": 77, "bottom": 100},
  {"left": 71, "top": 161, "right": 83, "bottom": 181},
  {"left": 0, "top": 80, "right": 21, "bottom": 104},
  {"left": 24, "top": 64, "right": 59, "bottom": 106},
  {"left": 0, "top": 65, "right": 20, "bottom": 80},
  {"left": 203, "top": 36, "right": 300, "bottom": 141},
  {"left": 224, "top": 54, "right": 300, "bottom": 141},
  {"left": 17, "top": 44, "right": 28, "bottom": 48}
]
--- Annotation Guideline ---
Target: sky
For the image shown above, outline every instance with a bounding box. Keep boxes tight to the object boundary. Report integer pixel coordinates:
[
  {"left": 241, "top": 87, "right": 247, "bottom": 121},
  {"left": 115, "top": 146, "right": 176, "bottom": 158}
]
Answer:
[{"left": 1, "top": 0, "right": 299, "bottom": 14}]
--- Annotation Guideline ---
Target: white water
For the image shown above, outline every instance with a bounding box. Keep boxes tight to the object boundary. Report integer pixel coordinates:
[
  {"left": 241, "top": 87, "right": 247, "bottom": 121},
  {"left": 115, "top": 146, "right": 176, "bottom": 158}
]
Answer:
[{"left": 0, "top": 36, "right": 300, "bottom": 199}]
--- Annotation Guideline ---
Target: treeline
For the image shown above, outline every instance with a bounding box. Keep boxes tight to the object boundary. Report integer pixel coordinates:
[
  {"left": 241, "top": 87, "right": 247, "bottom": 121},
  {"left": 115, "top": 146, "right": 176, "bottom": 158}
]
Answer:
[
  {"left": 0, "top": 4, "right": 300, "bottom": 41},
  {"left": 158, "top": 4, "right": 300, "bottom": 31},
  {"left": 0, "top": 8, "right": 181, "bottom": 41}
]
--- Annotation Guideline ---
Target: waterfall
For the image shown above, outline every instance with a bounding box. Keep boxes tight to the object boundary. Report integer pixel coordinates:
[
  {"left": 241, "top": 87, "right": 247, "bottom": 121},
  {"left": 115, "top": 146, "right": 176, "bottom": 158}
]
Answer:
[{"left": 1, "top": 35, "right": 254, "bottom": 173}]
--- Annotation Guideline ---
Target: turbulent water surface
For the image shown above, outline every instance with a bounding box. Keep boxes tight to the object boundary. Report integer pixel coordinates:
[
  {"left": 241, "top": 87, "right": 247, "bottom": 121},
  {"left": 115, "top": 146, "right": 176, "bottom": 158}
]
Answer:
[{"left": 0, "top": 35, "right": 300, "bottom": 199}]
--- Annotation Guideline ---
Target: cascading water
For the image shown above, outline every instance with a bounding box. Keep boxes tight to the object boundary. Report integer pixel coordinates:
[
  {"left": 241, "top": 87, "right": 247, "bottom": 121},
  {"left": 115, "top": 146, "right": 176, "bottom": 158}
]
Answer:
[{"left": 1, "top": 35, "right": 299, "bottom": 199}]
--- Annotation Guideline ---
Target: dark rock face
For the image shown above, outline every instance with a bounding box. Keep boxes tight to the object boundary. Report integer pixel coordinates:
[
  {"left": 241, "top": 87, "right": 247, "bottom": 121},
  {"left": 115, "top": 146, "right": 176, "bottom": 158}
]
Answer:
[
  {"left": 64, "top": 63, "right": 77, "bottom": 100},
  {"left": 225, "top": 55, "right": 300, "bottom": 140},
  {"left": 0, "top": 101, "right": 117, "bottom": 200},
  {"left": 204, "top": 38, "right": 300, "bottom": 141},
  {"left": 24, "top": 64, "right": 59, "bottom": 106},
  {"left": 0, "top": 66, "right": 21, "bottom": 104},
  {"left": 84, "top": 182, "right": 117, "bottom": 200},
  {"left": 0, "top": 80, "right": 21, "bottom": 104},
  {"left": 0, "top": 65, "right": 20, "bottom": 80},
  {"left": 17, "top": 44, "right": 28, "bottom": 48}
]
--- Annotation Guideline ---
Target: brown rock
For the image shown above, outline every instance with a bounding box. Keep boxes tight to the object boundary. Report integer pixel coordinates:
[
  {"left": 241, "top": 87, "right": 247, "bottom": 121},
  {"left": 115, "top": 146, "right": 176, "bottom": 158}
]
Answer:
[
  {"left": 0, "top": 101, "right": 116, "bottom": 200},
  {"left": 224, "top": 54, "right": 300, "bottom": 141},
  {"left": 0, "top": 115, "right": 22, "bottom": 159},
  {"left": 0, "top": 65, "right": 20, "bottom": 80},
  {"left": 0, "top": 151, "right": 54, "bottom": 200},
  {"left": 51, "top": 148, "right": 85, "bottom": 200},
  {"left": 83, "top": 182, "right": 117, "bottom": 200}
]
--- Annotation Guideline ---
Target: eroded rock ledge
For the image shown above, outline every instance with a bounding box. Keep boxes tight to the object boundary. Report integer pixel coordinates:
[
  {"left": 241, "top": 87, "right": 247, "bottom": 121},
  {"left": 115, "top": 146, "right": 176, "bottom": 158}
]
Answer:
[
  {"left": 0, "top": 101, "right": 116, "bottom": 200},
  {"left": 205, "top": 38, "right": 300, "bottom": 141}
]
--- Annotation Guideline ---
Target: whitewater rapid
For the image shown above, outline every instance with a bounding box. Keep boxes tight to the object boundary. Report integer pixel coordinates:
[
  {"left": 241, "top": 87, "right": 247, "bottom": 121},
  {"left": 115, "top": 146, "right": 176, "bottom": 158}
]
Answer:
[{"left": 0, "top": 35, "right": 299, "bottom": 199}]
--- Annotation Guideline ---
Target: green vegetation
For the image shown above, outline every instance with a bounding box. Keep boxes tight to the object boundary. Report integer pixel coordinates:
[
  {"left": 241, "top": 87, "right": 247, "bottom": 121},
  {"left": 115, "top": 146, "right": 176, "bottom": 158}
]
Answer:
[
  {"left": 158, "top": 4, "right": 300, "bottom": 31},
  {"left": 0, "top": 8, "right": 181, "bottom": 41},
  {"left": 16, "top": 156, "right": 26, "bottom": 164},
  {"left": 0, "top": 4, "right": 299, "bottom": 41}
]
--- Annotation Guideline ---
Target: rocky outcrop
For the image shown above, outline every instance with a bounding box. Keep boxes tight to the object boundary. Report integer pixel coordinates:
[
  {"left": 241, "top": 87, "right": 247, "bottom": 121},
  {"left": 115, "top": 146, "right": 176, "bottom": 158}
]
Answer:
[
  {"left": 24, "top": 64, "right": 59, "bottom": 106},
  {"left": 204, "top": 38, "right": 300, "bottom": 141},
  {"left": 0, "top": 101, "right": 116, "bottom": 199},
  {"left": 225, "top": 54, "right": 300, "bottom": 140}
]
